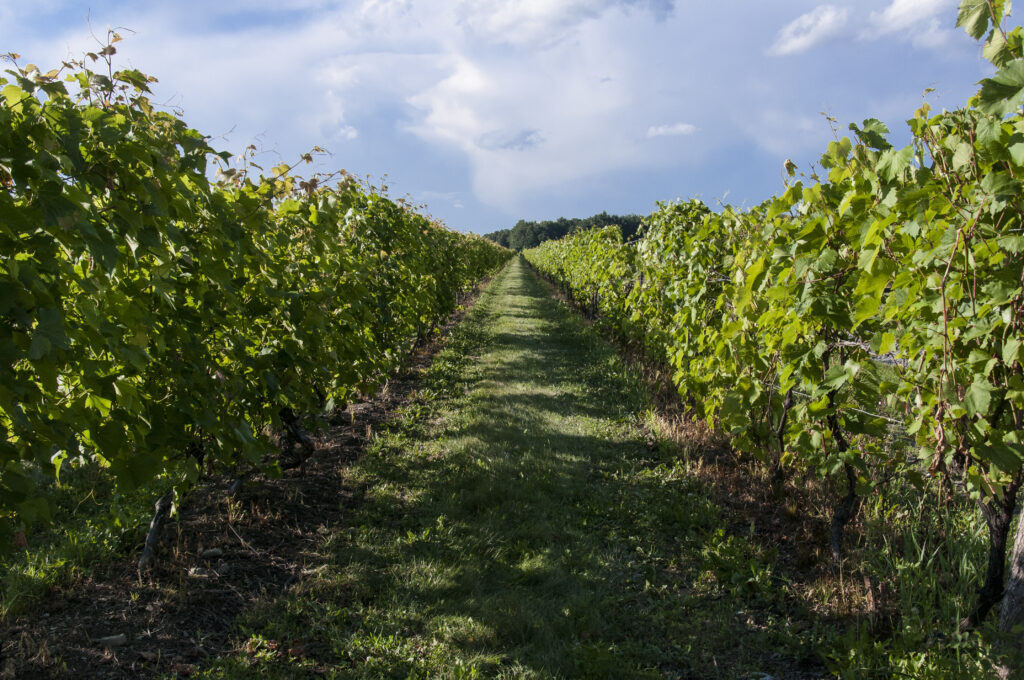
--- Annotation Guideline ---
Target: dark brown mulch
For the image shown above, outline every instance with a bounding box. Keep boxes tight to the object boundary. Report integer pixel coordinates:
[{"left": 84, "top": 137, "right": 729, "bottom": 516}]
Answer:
[{"left": 0, "top": 289, "right": 486, "bottom": 680}]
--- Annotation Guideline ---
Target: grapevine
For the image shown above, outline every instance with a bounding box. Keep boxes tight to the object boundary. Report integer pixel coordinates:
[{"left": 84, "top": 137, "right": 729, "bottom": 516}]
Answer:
[
  {"left": 0, "top": 39, "right": 510, "bottom": 551},
  {"left": 525, "top": 1, "right": 1024, "bottom": 627}
]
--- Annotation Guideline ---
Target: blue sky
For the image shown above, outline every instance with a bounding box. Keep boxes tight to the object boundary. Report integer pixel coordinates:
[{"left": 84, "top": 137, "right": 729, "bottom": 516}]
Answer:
[{"left": 0, "top": 0, "right": 1001, "bottom": 233}]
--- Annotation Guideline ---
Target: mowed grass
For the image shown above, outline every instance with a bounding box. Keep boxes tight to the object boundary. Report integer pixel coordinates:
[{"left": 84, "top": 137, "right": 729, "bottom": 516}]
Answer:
[{"left": 198, "top": 258, "right": 820, "bottom": 679}]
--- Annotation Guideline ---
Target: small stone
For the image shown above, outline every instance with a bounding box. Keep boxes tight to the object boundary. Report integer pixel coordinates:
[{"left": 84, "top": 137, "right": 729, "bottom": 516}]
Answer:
[
  {"left": 96, "top": 634, "right": 127, "bottom": 648},
  {"left": 200, "top": 548, "right": 224, "bottom": 559}
]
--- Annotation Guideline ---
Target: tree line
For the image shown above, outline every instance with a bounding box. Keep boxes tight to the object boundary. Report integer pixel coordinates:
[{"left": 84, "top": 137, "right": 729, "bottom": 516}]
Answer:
[{"left": 483, "top": 212, "right": 644, "bottom": 250}]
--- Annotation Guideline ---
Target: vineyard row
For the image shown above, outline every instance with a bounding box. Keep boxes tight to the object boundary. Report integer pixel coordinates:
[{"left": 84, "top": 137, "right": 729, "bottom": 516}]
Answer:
[
  {"left": 0, "top": 42, "right": 511, "bottom": 552},
  {"left": 525, "top": 4, "right": 1024, "bottom": 634}
]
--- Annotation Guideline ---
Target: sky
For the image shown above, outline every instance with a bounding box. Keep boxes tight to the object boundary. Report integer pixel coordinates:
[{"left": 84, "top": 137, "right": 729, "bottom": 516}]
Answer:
[{"left": 0, "top": 0, "right": 1004, "bottom": 233}]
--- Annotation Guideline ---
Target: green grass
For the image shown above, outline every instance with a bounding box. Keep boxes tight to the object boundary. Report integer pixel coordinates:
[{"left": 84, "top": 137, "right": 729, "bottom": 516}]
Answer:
[
  {"left": 830, "top": 483, "right": 1006, "bottom": 678},
  {"left": 0, "top": 460, "right": 155, "bottom": 619},
  {"left": 7, "top": 257, "right": 1006, "bottom": 678},
  {"left": 197, "top": 258, "right": 823, "bottom": 679}
]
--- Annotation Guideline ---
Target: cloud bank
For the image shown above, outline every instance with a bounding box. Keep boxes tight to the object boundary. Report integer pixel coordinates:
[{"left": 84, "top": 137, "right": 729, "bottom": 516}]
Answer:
[{"left": 0, "top": 0, "right": 984, "bottom": 228}]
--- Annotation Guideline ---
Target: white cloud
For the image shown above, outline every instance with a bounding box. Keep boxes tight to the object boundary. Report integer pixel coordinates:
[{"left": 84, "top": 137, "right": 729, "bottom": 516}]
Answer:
[
  {"left": 458, "top": 0, "right": 605, "bottom": 47},
  {"left": 400, "top": 2, "right": 692, "bottom": 208},
  {"left": 0, "top": 0, "right": 688, "bottom": 212},
  {"left": 0, "top": 0, "right": 983, "bottom": 229},
  {"left": 310, "top": 90, "right": 359, "bottom": 141},
  {"left": 647, "top": 122, "right": 696, "bottom": 138},
  {"left": 867, "top": 0, "right": 951, "bottom": 33},
  {"left": 864, "top": 0, "right": 958, "bottom": 46},
  {"left": 406, "top": 56, "right": 491, "bottom": 150},
  {"left": 910, "top": 17, "right": 956, "bottom": 47},
  {"left": 457, "top": 0, "right": 672, "bottom": 48},
  {"left": 768, "top": 5, "right": 850, "bottom": 56}
]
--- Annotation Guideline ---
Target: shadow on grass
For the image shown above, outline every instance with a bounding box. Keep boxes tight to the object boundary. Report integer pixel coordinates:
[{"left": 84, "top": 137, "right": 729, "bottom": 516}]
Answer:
[{"left": 227, "top": 259, "right": 829, "bottom": 679}]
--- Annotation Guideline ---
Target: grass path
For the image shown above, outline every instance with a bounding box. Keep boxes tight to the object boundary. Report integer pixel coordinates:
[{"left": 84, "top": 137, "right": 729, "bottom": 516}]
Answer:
[{"left": 203, "top": 258, "right": 817, "bottom": 679}]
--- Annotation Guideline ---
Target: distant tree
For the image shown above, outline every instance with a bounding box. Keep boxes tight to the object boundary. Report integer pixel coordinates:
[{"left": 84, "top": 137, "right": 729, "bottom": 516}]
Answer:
[
  {"left": 483, "top": 212, "right": 645, "bottom": 250},
  {"left": 480, "top": 228, "right": 510, "bottom": 247}
]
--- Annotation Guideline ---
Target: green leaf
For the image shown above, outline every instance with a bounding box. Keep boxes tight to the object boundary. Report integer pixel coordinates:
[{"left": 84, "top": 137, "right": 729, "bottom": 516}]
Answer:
[
  {"left": 1010, "top": 142, "right": 1024, "bottom": 166},
  {"left": 952, "top": 142, "right": 974, "bottom": 171},
  {"left": 981, "top": 169, "right": 1020, "bottom": 196},
  {"left": 37, "top": 307, "right": 68, "bottom": 349},
  {"left": 17, "top": 496, "right": 52, "bottom": 525},
  {"left": 871, "top": 331, "right": 896, "bottom": 355},
  {"left": 113, "top": 68, "right": 153, "bottom": 93},
  {"left": 965, "top": 378, "right": 995, "bottom": 417},
  {"left": 857, "top": 245, "right": 880, "bottom": 273},
  {"left": 85, "top": 393, "right": 113, "bottom": 417},
  {"left": 837, "top": 189, "right": 858, "bottom": 217},
  {"left": 28, "top": 334, "right": 51, "bottom": 361},
  {"left": 1, "top": 84, "right": 27, "bottom": 109},
  {"left": 36, "top": 357, "right": 58, "bottom": 394},
  {"left": 51, "top": 450, "right": 68, "bottom": 482},
  {"left": 974, "top": 441, "right": 1024, "bottom": 473},
  {"left": 823, "top": 365, "right": 849, "bottom": 391},
  {"left": 877, "top": 145, "right": 914, "bottom": 181},
  {"left": 850, "top": 119, "right": 891, "bottom": 150},
  {"left": 1004, "top": 337, "right": 1022, "bottom": 366},
  {"left": 977, "top": 115, "right": 1004, "bottom": 145},
  {"left": 979, "top": 59, "right": 1024, "bottom": 111},
  {"left": 982, "top": 25, "right": 1019, "bottom": 67},
  {"left": 278, "top": 198, "right": 302, "bottom": 216},
  {"left": 744, "top": 256, "right": 766, "bottom": 291},
  {"left": 854, "top": 294, "right": 881, "bottom": 326},
  {"left": 957, "top": 0, "right": 992, "bottom": 40}
]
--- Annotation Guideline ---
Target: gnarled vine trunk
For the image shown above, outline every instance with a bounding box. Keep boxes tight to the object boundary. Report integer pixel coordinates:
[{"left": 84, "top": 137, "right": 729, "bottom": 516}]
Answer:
[
  {"left": 964, "top": 473, "right": 1021, "bottom": 629},
  {"left": 138, "top": 491, "right": 174, "bottom": 571}
]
